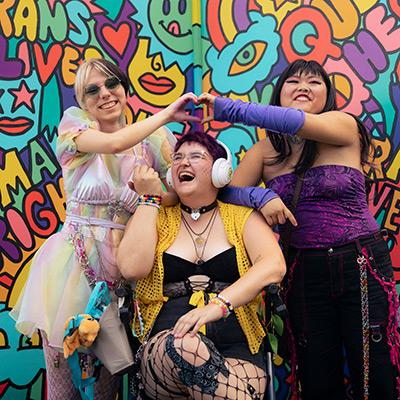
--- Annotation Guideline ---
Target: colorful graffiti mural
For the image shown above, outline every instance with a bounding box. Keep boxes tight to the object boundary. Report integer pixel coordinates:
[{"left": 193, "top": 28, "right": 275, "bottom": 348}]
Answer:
[{"left": 0, "top": 0, "right": 399, "bottom": 399}]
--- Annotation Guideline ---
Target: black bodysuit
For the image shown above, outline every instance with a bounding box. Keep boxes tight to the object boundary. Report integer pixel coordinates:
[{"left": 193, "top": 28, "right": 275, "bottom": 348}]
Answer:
[{"left": 149, "top": 247, "right": 266, "bottom": 370}]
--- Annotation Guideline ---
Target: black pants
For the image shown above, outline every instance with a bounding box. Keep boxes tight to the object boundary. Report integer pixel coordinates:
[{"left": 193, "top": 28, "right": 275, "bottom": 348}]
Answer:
[{"left": 286, "top": 231, "right": 399, "bottom": 400}]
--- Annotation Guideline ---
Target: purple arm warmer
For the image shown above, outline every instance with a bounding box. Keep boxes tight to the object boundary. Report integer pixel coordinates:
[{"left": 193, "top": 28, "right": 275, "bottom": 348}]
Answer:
[
  {"left": 214, "top": 97, "right": 305, "bottom": 136},
  {"left": 218, "top": 185, "right": 279, "bottom": 211}
]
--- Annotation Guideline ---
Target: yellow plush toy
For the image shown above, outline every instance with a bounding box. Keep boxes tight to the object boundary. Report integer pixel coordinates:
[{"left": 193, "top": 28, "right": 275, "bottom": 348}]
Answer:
[{"left": 63, "top": 314, "right": 100, "bottom": 359}]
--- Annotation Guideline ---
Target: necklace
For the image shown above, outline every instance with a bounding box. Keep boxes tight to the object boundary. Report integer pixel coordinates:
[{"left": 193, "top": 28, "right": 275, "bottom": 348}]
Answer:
[
  {"left": 180, "top": 200, "right": 218, "bottom": 220},
  {"left": 181, "top": 207, "right": 218, "bottom": 264}
]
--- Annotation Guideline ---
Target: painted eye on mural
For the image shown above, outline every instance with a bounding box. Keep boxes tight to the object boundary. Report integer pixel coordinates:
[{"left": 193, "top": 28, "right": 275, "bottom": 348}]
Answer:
[
  {"left": 0, "top": 328, "right": 10, "bottom": 350},
  {"left": 229, "top": 42, "right": 267, "bottom": 76},
  {"left": 179, "top": 0, "right": 187, "bottom": 15},
  {"left": 163, "top": 0, "right": 170, "bottom": 15}
]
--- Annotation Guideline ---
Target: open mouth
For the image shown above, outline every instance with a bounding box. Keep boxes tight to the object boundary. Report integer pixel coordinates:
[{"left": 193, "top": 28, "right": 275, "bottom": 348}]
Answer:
[
  {"left": 168, "top": 21, "right": 181, "bottom": 36},
  {"left": 179, "top": 171, "right": 195, "bottom": 182},
  {"left": 294, "top": 95, "right": 310, "bottom": 101},
  {"left": 0, "top": 117, "right": 33, "bottom": 135},
  {"left": 159, "top": 20, "right": 191, "bottom": 38},
  {"left": 100, "top": 101, "right": 117, "bottom": 110}
]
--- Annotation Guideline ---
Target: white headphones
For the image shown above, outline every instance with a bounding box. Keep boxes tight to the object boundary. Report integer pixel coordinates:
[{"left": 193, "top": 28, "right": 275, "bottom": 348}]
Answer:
[{"left": 166, "top": 140, "right": 233, "bottom": 189}]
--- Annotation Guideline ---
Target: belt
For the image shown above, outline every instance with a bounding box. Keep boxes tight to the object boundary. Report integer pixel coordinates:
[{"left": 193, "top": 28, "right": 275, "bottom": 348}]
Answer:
[
  {"left": 293, "top": 230, "right": 386, "bottom": 256},
  {"left": 65, "top": 213, "right": 126, "bottom": 230},
  {"left": 163, "top": 279, "right": 230, "bottom": 298}
]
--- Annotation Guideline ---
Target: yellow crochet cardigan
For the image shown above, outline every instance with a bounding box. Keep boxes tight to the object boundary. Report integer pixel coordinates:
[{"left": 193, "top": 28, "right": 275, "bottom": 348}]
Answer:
[{"left": 134, "top": 200, "right": 266, "bottom": 354}]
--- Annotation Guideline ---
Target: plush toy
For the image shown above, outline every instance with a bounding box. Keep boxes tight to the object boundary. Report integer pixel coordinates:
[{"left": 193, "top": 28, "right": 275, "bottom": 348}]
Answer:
[{"left": 63, "top": 314, "right": 100, "bottom": 358}]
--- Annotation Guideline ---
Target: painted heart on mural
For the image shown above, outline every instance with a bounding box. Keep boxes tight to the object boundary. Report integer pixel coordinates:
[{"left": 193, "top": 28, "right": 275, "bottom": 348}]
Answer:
[{"left": 101, "top": 23, "right": 131, "bottom": 57}]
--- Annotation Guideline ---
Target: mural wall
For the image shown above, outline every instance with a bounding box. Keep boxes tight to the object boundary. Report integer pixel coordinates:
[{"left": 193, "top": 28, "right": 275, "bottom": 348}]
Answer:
[{"left": 0, "top": 0, "right": 399, "bottom": 399}]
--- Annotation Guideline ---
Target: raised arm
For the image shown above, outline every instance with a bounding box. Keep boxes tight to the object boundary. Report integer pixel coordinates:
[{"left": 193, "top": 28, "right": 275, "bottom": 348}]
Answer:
[
  {"left": 199, "top": 93, "right": 359, "bottom": 147},
  {"left": 172, "top": 210, "right": 286, "bottom": 338},
  {"left": 299, "top": 110, "right": 358, "bottom": 146},
  {"left": 75, "top": 92, "right": 200, "bottom": 154},
  {"left": 117, "top": 165, "right": 162, "bottom": 281}
]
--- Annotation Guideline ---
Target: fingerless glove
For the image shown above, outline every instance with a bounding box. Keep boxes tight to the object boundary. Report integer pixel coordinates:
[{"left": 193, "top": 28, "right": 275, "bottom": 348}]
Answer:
[
  {"left": 214, "top": 97, "right": 305, "bottom": 136},
  {"left": 218, "top": 185, "right": 278, "bottom": 211}
]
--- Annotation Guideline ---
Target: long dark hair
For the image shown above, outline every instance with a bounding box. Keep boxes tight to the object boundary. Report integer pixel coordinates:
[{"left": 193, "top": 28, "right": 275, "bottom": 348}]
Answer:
[{"left": 266, "top": 60, "right": 375, "bottom": 179}]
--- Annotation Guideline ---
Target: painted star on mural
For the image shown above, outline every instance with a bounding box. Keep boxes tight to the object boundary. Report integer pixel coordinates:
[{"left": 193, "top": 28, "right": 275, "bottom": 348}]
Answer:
[{"left": 8, "top": 81, "right": 38, "bottom": 114}]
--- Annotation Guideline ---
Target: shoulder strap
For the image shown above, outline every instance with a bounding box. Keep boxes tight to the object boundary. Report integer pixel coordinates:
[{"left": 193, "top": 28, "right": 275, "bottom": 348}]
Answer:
[
  {"left": 85, "top": 281, "right": 111, "bottom": 321},
  {"left": 67, "top": 352, "right": 100, "bottom": 400},
  {"left": 283, "top": 172, "right": 305, "bottom": 264}
]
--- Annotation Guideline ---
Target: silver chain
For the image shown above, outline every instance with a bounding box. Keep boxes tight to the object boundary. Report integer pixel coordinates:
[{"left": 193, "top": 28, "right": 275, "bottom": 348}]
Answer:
[
  {"left": 358, "top": 252, "right": 369, "bottom": 400},
  {"left": 68, "top": 223, "right": 126, "bottom": 290}
]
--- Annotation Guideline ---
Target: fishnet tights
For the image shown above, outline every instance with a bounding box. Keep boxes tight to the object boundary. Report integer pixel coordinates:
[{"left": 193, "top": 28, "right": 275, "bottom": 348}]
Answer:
[
  {"left": 140, "top": 329, "right": 266, "bottom": 400},
  {"left": 43, "top": 344, "right": 120, "bottom": 399}
]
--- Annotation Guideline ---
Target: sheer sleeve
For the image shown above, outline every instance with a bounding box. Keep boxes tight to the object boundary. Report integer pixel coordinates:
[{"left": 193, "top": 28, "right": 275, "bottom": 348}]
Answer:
[
  {"left": 143, "top": 126, "right": 177, "bottom": 178},
  {"left": 56, "top": 107, "right": 99, "bottom": 169}
]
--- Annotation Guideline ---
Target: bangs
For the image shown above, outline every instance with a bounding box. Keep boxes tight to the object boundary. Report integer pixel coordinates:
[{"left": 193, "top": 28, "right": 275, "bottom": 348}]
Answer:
[
  {"left": 287, "top": 60, "right": 327, "bottom": 81},
  {"left": 274, "top": 59, "right": 337, "bottom": 112}
]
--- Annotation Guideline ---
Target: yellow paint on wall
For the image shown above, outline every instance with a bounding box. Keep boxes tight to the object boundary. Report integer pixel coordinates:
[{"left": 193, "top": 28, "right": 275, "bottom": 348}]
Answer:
[
  {"left": 353, "top": 0, "right": 379, "bottom": 14},
  {"left": 312, "top": 0, "right": 359, "bottom": 39},
  {"left": 385, "top": 190, "right": 400, "bottom": 231},
  {"left": 0, "top": 0, "right": 15, "bottom": 37},
  {"left": 192, "top": 0, "right": 201, "bottom": 25},
  {"left": 46, "top": 179, "right": 66, "bottom": 224},
  {"left": 386, "top": 143, "right": 400, "bottom": 182},
  {"left": 256, "top": 0, "right": 300, "bottom": 27},
  {"left": 8, "top": 259, "right": 31, "bottom": 307},
  {"left": 128, "top": 39, "right": 186, "bottom": 107},
  {"left": 220, "top": 0, "right": 237, "bottom": 43},
  {"left": 0, "top": 151, "right": 32, "bottom": 207},
  {"left": 83, "top": 47, "right": 103, "bottom": 61},
  {"left": 61, "top": 46, "right": 80, "bottom": 87},
  {"left": 13, "top": 0, "right": 38, "bottom": 42}
]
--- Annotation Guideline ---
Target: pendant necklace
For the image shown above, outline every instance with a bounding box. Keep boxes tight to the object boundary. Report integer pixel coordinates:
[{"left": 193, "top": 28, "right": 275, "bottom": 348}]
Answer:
[
  {"left": 181, "top": 200, "right": 218, "bottom": 221},
  {"left": 181, "top": 207, "right": 218, "bottom": 264}
]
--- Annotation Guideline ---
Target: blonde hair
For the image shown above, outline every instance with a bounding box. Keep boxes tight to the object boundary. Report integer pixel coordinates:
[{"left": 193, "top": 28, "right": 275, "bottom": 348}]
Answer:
[{"left": 74, "top": 58, "right": 129, "bottom": 109}]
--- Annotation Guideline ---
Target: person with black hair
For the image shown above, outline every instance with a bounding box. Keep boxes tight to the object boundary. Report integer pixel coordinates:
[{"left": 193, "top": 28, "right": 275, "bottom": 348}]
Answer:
[{"left": 199, "top": 59, "right": 400, "bottom": 400}]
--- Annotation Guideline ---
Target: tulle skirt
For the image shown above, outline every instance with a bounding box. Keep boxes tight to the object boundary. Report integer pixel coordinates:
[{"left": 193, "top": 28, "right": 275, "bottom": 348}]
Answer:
[{"left": 10, "top": 222, "right": 121, "bottom": 352}]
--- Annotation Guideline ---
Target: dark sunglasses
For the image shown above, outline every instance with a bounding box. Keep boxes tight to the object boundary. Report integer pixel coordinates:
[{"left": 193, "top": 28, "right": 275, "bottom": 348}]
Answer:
[{"left": 84, "top": 76, "right": 121, "bottom": 98}]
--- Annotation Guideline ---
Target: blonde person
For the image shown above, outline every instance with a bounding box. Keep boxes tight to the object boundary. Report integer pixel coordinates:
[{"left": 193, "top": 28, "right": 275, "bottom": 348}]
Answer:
[
  {"left": 118, "top": 131, "right": 286, "bottom": 400},
  {"left": 198, "top": 59, "right": 400, "bottom": 400},
  {"left": 10, "top": 58, "right": 200, "bottom": 399}
]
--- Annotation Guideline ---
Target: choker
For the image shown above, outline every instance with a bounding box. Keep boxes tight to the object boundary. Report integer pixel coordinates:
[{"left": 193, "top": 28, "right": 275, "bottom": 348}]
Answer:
[{"left": 180, "top": 200, "right": 218, "bottom": 220}]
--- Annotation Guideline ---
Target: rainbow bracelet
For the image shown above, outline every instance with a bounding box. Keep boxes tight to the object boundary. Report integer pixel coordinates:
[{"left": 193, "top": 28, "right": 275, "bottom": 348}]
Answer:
[
  {"left": 137, "top": 194, "right": 162, "bottom": 209},
  {"left": 210, "top": 294, "right": 234, "bottom": 319}
]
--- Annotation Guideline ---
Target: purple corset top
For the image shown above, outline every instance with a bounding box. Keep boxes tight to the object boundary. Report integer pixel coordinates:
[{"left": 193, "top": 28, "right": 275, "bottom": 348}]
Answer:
[{"left": 266, "top": 165, "right": 379, "bottom": 248}]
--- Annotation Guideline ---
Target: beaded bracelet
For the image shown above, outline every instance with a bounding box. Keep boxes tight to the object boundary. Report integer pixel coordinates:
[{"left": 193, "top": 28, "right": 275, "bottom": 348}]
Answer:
[
  {"left": 138, "top": 194, "right": 162, "bottom": 204},
  {"left": 210, "top": 296, "right": 231, "bottom": 318},
  {"left": 137, "top": 194, "right": 162, "bottom": 209},
  {"left": 137, "top": 201, "right": 160, "bottom": 209},
  {"left": 210, "top": 294, "right": 234, "bottom": 319}
]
